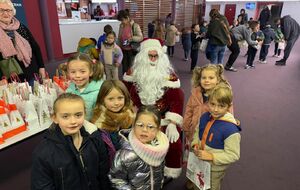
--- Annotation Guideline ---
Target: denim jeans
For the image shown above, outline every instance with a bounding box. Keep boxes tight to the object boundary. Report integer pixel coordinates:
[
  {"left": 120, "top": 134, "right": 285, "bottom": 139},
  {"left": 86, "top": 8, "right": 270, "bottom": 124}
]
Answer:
[{"left": 207, "top": 44, "right": 226, "bottom": 64}]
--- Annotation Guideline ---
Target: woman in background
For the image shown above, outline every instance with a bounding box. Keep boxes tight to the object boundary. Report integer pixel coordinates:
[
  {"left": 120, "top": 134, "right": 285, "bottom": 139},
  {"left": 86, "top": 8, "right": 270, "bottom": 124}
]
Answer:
[{"left": 0, "top": 0, "right": 45, "bottom": 85}]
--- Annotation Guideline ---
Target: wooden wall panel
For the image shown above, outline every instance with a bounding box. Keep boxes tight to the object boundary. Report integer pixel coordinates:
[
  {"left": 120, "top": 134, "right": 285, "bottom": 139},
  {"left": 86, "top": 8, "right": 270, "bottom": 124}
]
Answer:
[{"left": 184, "top": 0, "right": 195, "bottom": 27}]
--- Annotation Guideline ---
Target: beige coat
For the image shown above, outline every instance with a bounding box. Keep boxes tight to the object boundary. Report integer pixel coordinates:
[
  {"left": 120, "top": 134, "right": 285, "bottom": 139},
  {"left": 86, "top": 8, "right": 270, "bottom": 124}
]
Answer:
[{"left": 165, "top": 25, "right": 179, "bottom": 46}]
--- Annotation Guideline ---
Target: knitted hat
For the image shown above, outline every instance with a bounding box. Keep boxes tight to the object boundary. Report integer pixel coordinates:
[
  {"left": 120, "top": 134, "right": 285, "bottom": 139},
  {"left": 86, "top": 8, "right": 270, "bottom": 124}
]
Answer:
[{"left": 140, "top": 38, "right": 167, "bottom": 53}]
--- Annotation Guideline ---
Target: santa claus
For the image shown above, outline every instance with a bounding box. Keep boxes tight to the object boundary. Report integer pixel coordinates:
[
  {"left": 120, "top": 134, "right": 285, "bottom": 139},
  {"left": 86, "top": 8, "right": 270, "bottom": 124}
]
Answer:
[{"left": 124, "top": 38, "right": 184, "bottom": 178}]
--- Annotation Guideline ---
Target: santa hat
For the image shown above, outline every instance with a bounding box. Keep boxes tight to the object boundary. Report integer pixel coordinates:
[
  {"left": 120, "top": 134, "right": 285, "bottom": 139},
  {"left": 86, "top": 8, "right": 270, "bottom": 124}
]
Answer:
[{"left": 140, "top": 38, "right": 167, "bottom": 53}]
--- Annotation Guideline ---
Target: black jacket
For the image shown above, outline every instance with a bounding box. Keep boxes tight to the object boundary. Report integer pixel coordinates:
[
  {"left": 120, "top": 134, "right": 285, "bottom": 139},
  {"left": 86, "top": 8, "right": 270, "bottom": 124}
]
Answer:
[
  {"left": 262, "top": 27, "right": 275, "bottom": 45},
  {"left": 31, "top": 124, "right": 111, "bottom": 190},
  {"left": 280, "top": 15, "right": 300, "bottom": 41}
]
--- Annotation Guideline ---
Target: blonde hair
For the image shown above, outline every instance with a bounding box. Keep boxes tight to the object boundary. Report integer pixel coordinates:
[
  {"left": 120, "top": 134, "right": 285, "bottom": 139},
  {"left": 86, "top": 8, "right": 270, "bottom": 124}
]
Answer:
[
  {"left": 67, "top": 53, "right": 104, "bottom": 81},
  {"left": 0, "top": 0, "right": 16, "bottom": 15},
  {"left": 208, "top": 83, "right": 233, "bottom": 106},
  {"left": 192, "top": 64, "right": 229, "bottom": 90}
]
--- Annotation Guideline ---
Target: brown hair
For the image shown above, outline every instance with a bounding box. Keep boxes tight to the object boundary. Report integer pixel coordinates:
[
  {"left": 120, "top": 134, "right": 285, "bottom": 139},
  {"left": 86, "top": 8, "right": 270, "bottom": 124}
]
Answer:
[
  {"left": 67, "top": 53, "right": 104, "bottom": 81},
  {"left": 91, "top": 80, "right": 133, "bottom": 122},
  {"left": 134, "top": 105, "right": 161, "bottom": 128},
  {"left": 117, "top": 9, "right": 130, "bottom": 21},
  {"left": 248, "top": 20, "right": 260, "bottom": 30},
  {"left": 209, "top": 9, "right": 221, "bottom": 19},
  {"left": 192, "top": 64, "right": 230, "bottom": 91}
]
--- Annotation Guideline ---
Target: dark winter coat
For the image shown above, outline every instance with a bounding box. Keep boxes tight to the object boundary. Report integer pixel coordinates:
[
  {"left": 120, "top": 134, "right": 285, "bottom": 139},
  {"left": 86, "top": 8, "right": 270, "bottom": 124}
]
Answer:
[
  {"left": 280, "top": 15, "right": 300, "bottom": 41},
  {"left": 262, "top": 27, "right": 275, "bottom": 45},
  {"left": 31, "top": 124, "right": 111, "bottom": 190}
]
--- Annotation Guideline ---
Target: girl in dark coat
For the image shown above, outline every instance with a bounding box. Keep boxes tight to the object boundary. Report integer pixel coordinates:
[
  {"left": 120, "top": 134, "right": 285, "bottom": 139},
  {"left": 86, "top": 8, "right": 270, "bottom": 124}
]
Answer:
[{"left": 31, "top": 93, "right": 111, "bottom": 190}]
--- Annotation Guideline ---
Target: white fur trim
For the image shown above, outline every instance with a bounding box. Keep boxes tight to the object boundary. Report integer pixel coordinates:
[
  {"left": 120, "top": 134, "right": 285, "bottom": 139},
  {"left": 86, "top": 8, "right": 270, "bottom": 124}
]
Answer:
[
  {"left": 165, "top": 112, "right": 183, "bottom": 126},
  {"left": 83, "top": 120, "right": 97, "bottom": 134},
  {"left": 123, "top": 73, "right": 134, "bottom": 82},
  {"left": 164, "top": 166, "right": 182, "bottom": 178},
  {"left": 160, "top": 118, "right": 169, "bottom": 126},
  {"left": 163, "top": 79, "right": 180, "bottom": 88}
]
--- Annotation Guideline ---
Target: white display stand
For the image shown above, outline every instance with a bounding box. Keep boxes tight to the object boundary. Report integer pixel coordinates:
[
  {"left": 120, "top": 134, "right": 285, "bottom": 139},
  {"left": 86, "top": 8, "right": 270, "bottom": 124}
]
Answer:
[
  {"left": 0, "top": 120, "right": 52, "bottom": 150},
  {"left": 59, "top": 19, "right": 120, "bottom": 54}
]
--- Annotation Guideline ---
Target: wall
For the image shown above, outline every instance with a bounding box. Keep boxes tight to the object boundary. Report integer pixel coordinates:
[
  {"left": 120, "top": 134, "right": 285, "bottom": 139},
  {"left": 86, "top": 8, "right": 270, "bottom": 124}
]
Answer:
[
  {"left": 22, "top": 0, "right": 48, "bottom": 62},
  {"left": 281, "top": 1, "right": 300, "bottom": 24},
  {"left": 204, "top": 1, "right": 300, "bottom": 24},
  {"left": 204, "top": 1, "right": 257, "bottom": 22}
]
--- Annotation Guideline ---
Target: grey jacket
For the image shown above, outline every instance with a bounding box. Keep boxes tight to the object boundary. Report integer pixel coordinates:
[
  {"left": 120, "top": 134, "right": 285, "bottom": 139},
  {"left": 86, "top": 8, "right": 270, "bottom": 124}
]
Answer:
[
  {"left": 231, "top": 25, "right": 258, "bottom": 47},
  {"left": 109, "top": 129, "right": 169, "bottom": 190}
]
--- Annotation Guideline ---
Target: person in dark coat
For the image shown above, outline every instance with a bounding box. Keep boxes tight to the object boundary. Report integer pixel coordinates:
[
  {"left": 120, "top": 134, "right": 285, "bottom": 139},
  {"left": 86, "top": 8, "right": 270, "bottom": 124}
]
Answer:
[
  {"left": 181, "top": 27, "right": 191, "bottom": 61},
  {"left": 31, "top": 93, "right": 111, "bottom": 190},
  {"left": 275, "top": 15, "right": 300, "bottom": 66},
  {"left": 148, "top": 20, "right": 155, "bottom": 38},
  {"left": 238, "top": 9, "right": 248, "bottom": 25},
  {"left": 258, "top": 23, "right": 275, "bottom": 63},
  {"left": 258, "top": 5, "right": 271, "bottom": 29}
]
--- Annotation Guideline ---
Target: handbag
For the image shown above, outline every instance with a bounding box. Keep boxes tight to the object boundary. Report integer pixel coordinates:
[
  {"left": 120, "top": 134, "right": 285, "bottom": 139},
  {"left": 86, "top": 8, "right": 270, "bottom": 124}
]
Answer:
[
  {"left": 278, "top": 41, "right": 285, "bottom": 50},
  {"left": 130, "top": 23, "right": 141, "bottom": 54},
  {"left": 0, "top": 57, "right": 23, "bottom": 78},
  {"left": 186, "top": 152, "right": 211, "bottom": 190},
  {"left": 199, "top": 39, "right": 208, "bottom": 52}
]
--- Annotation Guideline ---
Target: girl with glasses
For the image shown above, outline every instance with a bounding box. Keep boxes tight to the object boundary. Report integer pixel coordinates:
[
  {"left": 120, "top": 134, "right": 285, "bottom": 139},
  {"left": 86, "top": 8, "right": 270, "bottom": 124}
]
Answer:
[{"left": 109, "top": 105, "right": 169, "bottom": 190}]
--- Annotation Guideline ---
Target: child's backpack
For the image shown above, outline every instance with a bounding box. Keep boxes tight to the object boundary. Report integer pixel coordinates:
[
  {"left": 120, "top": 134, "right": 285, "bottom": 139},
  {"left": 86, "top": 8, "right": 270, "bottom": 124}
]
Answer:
[{"left": 77, "top": 38, "right": 99, "bottom": 59}]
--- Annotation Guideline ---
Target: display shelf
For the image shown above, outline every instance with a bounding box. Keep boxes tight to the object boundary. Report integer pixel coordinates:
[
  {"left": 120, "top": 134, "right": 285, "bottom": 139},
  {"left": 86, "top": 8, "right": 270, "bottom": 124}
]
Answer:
[{"left": 0, "top": 121, "right": 52, "bottom": 150}]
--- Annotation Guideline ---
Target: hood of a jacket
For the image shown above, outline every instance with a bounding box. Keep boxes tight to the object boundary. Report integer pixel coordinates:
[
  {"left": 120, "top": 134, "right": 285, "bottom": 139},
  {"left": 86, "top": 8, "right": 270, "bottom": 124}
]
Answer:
[{"left": 78, "top": 38, "right": 95, "bottom": 47}]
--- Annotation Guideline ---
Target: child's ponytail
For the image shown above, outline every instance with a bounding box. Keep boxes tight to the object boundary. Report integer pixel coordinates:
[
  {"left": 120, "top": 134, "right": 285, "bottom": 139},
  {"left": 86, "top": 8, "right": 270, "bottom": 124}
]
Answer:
[{"left": 91, "top": 59, "right": 104, "bottom": 81}]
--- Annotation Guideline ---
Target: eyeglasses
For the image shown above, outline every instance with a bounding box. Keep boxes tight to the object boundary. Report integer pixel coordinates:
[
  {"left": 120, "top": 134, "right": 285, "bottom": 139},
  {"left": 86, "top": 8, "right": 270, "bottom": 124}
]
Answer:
[
  {"left": 135, "top": 122, "right": 158, "bottom": 132},
  {"left": 0, "top": 9, "right": 13, "bottom": 14},
  {"left": 148, "top": 54, "right": 159, "bottom": 59}
]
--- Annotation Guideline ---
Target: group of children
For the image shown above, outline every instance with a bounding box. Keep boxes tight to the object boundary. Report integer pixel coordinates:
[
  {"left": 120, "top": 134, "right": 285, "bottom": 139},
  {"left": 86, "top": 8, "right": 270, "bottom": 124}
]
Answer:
[
  {"left": 31, "top": 43, "right": 241, "bottom": 190},
  {"left": 77, "top": 24, "right": 123, "bottom": 80},
  {"left": 244, "top": 18, "right": 284, "bottom": 69}
]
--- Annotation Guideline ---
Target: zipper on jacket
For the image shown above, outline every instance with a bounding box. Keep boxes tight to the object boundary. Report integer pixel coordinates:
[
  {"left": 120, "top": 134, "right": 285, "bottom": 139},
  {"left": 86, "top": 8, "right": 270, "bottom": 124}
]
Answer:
[
  {"left": 59, "top": 167, "right": 65, "bottom": 190},
  {"left": 79, "top": 150, "right": 85, "bottom": 170},
  {"left": 150, "top": 166, "right": 154, "bottom": 190}
]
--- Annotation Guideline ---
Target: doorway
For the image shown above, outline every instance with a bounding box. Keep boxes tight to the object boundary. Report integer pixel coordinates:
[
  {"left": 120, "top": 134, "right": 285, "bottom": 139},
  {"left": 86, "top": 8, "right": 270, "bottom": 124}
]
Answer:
[{"left": 224, "top": 4, "right": 236, "bottom": 25}]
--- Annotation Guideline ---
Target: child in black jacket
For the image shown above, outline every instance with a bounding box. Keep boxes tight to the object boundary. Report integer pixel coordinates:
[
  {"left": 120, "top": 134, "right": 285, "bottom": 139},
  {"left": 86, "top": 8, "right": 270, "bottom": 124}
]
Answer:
[
  {"left": 31, "top": 93, "right": 111, "bottom": 190},
  {"left": 259, "top": 23, "right": 275, "bottom": 63}
]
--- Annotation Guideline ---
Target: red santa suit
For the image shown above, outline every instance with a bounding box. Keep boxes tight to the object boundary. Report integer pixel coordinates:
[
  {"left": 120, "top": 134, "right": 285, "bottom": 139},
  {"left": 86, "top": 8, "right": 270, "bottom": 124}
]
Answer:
[{"left": 124, "top": 72, "right": 184, "bottom": 178}]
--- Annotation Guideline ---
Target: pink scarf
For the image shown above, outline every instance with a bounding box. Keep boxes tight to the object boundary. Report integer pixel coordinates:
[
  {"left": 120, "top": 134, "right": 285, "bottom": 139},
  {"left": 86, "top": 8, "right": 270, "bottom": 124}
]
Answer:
[{"left": 0, "top": 17, "right": 32, "bottom": 67}]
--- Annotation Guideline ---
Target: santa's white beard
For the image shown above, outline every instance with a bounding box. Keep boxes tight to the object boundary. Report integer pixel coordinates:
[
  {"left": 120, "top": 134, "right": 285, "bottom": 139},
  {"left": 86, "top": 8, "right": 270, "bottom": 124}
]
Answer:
[{"left": 132, "top": 50, "right": 174, "bottom": 105}]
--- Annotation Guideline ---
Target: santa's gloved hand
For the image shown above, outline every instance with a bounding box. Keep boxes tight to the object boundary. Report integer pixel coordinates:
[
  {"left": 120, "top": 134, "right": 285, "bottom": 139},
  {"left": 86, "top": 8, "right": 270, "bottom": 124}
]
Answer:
[{"left": 166, "top": 123, "right": 179, "bottom": 143}]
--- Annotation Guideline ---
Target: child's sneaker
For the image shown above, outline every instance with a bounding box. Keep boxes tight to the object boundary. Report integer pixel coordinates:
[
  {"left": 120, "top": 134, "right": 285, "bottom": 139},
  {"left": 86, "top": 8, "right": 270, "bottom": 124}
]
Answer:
[
  {"left": 261, "top": 60, "right": 267, "bottom": 64},
  {"left": 244, "top": 65, "right": 251, "bottom": 69}
]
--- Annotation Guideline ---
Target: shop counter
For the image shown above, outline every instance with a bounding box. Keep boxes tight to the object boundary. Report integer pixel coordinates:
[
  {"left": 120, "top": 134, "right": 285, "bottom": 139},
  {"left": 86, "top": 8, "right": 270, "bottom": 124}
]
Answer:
[{"left": 59, "top": 19, "right": 120, "bottom": 54}]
